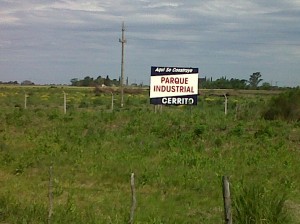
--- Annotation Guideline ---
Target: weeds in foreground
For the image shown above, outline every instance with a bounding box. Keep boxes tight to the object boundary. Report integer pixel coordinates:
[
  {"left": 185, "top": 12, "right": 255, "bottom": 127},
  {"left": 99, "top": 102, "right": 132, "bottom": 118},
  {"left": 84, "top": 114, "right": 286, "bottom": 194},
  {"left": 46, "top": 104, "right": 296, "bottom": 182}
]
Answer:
[{"left": 233, "top": 183, "right": 291, "bottom": 224}]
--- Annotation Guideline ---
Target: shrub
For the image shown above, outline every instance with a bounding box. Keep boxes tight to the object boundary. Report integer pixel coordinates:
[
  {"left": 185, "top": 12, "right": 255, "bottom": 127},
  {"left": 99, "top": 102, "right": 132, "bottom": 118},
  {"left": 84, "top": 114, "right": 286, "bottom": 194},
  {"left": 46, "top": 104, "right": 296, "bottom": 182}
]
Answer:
[
  {"left": 263, "top": 89, "right": 300, "bottom": 121},
  {"left": 194, "top": 124, "right": 206, "bottom": 136},
  {"left": 233, "top": 184, "right": 291, "bottom": 224},
  {"left": 254, "top": 125, "right": 274, "bottom": 139},
  {"left": 78, "top": 100, "right": 89, "bottom": 108},
  {"left": 214, "top": 137, "right": 223, "bottom": 147},
  {"left": 230, "top": 123, "right": 244, "bottom": 137}
]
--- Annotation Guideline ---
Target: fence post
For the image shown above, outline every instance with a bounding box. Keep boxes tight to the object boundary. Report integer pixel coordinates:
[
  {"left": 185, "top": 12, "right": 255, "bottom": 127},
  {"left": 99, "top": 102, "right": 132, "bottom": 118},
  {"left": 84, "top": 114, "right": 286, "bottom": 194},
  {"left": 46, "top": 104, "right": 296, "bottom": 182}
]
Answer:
[
  {"left": 222, "top": 176, "right": 232, "bottom": 224},
  {"left": 111, "top": 92, "right": 114, "bottom": 111},
  {"left": 24, "top": 93, "right": 28, "bottom": 109},
  {"left": 235, "top": 104, "right": 239, "bottom": 120},
  {"left": 129, "top": 173, "right": 136, "bottom": 224},
  {"left": 48, "top": 165, "right": 53, "bottom": 224},
  {"left": 224, "top": 94, "right": 228, "bottom": 115},
  {"left": 63, "top": 91, "right": 67, "bottom": 114}
]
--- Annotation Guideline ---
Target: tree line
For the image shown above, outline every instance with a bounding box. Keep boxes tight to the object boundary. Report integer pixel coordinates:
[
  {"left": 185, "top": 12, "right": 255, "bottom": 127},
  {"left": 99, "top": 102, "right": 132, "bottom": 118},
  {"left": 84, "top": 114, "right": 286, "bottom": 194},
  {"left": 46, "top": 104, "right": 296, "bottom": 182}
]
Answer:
[
  {"left": 70, "top": 75, "right": 122, "bottom": 87},
  {"left": 71, "top": 72, "right": 274, "bottom": 90},
  {"left": 0, "top": 80, "right": 34, "bottom": 85},
  {"left": 0, "top": 72, "right": 294, "bottom": 90},
  {"left": 201, "top": 72, "right": 276, "bottom": 90}
]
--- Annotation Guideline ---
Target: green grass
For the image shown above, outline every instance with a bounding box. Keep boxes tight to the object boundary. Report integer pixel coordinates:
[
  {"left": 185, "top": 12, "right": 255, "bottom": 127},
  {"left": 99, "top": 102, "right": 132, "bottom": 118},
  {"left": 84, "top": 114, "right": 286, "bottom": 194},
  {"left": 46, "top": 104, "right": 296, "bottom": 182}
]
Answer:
[
  {"left": 0, "top": 86, "right": 299, "bottom": 223},
  {"left": 233, "top": 183, "right": 290, "bottom": 224}
]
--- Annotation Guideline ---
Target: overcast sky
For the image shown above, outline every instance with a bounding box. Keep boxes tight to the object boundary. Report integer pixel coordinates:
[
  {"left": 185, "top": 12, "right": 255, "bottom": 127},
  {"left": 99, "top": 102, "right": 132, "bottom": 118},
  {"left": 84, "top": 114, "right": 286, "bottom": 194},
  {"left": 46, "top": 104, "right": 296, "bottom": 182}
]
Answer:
[{"left": 1, "top": 0, "right": 300, "bottom": 86}]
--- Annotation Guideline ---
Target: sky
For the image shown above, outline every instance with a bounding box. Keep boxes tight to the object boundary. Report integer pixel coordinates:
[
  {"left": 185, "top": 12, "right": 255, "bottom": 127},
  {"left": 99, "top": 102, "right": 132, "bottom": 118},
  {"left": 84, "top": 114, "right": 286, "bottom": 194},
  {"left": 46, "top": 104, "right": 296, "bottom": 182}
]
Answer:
[{"left": 0, "top": 0, "right": 300, "bottom": 87}]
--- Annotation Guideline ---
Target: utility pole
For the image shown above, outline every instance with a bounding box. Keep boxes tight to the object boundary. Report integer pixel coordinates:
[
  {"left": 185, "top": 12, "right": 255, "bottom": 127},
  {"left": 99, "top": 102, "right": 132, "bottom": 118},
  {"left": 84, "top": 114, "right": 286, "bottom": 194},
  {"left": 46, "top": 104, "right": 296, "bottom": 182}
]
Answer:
[{"left": 119, "top": 22, "right": 126, "bottom": 108}]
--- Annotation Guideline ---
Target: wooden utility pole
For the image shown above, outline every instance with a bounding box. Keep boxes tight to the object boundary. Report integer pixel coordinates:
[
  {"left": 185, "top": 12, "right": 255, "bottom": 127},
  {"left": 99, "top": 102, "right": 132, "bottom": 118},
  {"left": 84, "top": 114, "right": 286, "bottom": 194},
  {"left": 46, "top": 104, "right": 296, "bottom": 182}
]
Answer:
[{"left": 119, "top": 22, "right": 126, "bottom": 108}]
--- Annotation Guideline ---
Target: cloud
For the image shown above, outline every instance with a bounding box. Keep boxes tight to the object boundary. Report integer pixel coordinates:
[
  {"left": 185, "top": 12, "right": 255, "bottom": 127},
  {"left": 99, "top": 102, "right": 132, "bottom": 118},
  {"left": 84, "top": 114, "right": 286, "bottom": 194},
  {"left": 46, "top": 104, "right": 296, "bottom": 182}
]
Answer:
[
  {"left": 46, "top": 1, "right": 106, "bottom": 12},
  {"left": 127, "top": 13, "right": 185, "bottom": 25},
  {"left": 145, "top": 2, "right": 181, "bottom": 9},
  {"left": 0, "top": 14, "right": 20, "bottom": 25}
]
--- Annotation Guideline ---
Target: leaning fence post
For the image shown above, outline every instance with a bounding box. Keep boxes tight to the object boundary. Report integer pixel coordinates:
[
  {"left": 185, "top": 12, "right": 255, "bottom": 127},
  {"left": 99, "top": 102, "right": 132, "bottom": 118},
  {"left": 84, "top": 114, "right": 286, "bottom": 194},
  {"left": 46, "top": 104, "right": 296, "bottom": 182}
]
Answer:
[
  {"left": 129, "top": 173, "right": 136, "bottom": 224},
  {"left": 48, "top": 164, "right": 53, "bottom": 224},
  {"left": 222, "top": 176, "right": 232, "bottom": 224}
]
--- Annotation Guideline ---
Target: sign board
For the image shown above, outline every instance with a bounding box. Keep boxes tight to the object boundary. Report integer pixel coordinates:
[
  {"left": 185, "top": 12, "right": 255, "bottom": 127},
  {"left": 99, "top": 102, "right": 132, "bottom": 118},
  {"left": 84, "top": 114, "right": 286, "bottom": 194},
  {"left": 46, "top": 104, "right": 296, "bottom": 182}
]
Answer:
[{"left": 150, "top": 66, "right": 198, "bottom": 105}]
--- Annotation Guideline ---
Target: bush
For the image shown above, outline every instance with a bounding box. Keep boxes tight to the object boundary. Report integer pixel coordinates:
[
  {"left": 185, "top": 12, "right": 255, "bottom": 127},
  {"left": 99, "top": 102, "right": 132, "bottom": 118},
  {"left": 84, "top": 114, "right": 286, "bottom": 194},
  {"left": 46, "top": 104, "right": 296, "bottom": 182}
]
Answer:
[
  {"left": 263, "top": 89, "right": 300, "bottom": 121},
  {"left": 194, "top": 124, "right": 206, "bottom": 136},
  {"left": 78, "top": 100, "right": 89, "bottom": 108},
  {"left": 233, "top": 184, "right": 291, "bottom": 224},
  {"left": 254, "top": 125, "right": 274, "bottom": 139},
  {"left": 230, "top": 123, "right": 244, "bottom": 137}
]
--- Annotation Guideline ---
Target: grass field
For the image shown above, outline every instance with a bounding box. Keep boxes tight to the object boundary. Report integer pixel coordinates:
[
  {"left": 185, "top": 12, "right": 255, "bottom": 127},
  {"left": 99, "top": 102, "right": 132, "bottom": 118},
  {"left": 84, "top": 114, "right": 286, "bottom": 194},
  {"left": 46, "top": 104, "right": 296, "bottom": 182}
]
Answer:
[{"left": 0, "top": 86, "right": 299, "bottom": 223}]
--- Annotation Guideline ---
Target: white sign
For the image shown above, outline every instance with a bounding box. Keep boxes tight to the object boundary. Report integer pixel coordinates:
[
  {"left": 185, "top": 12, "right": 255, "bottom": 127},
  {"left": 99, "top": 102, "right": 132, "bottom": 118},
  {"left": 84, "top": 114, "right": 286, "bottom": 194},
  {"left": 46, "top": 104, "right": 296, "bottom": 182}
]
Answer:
[{"left": 150, "top": 66, "right": 199, "bottom": 105}]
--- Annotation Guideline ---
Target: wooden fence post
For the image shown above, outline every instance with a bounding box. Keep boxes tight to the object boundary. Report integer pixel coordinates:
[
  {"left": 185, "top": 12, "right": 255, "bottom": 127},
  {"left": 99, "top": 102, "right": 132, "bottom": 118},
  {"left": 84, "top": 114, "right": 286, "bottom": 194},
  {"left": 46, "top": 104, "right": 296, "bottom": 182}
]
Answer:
[
  {"left": 24, "top": 93, "right": 28, "bottom": 109},
  {"left": 129, "top": 173, "right": 136, "bottom": 224},
  {"left": 222, "top": 176, "right": 232, "bottom": 224},
  {"left": 111, "top": 92, "right": 114, "bottom": 111},
  {"left": 63, "top": 91, "right": 67, "bottom": 114},
  {"left": 48, "top": 165, "right": 53, "bottom": 224},
  {"left": 224, "top": 94, "right": 228, "bottom": 115}
]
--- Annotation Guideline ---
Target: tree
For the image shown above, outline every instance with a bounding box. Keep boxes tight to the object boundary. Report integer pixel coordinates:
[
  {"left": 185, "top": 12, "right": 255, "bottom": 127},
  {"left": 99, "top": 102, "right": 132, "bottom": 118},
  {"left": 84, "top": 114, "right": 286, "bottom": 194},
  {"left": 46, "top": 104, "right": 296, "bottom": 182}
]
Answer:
[
  {"left": 104, "top": 75, "right": 111, "bottom": 86},
  {"left": 111, "top": 78, "right": 120, "bottom": 86},
  {"left": 70, "top": 78, "right": 79, "bottom": 86},
  {"left": 69, "top": 75, "right": 121, "bottom": 87},
  {"left": 214, "top": 76, "right": 230, "bottom": 89},
  {"left": 21, "top": 80, "right": 34, "bottom": 85},
  {"left": 82, "top": 76, "right": 94, "bottom": 86},
  {"left": 261, "top": 82, "right": 272, "bottom": 90},
  {"left": 95, "top": 76, "right": 105, "bottom": 86},
  {"left": 249, "top": 72, "right": 263, "bottom": 89},
  {"left": 230, "top": 78, "right": 248, "bottom": 89}
]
